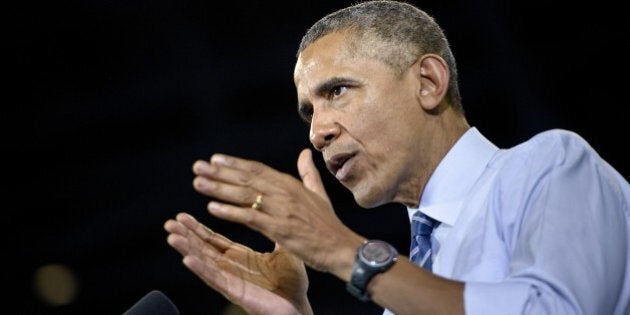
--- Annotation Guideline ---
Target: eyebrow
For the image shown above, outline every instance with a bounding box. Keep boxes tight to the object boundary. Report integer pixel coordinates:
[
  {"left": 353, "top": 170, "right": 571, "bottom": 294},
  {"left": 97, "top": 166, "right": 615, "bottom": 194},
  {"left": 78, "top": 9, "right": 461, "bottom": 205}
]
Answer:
[{"left": 296, "top": 76, "right": 357, "bottom": 111}]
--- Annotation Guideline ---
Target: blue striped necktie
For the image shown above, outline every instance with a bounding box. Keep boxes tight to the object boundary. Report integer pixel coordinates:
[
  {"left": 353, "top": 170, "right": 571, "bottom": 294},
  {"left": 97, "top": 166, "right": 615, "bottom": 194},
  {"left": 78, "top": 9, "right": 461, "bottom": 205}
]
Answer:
[{"left": 409, "top": 211, "right": 439, "bottom": 270}]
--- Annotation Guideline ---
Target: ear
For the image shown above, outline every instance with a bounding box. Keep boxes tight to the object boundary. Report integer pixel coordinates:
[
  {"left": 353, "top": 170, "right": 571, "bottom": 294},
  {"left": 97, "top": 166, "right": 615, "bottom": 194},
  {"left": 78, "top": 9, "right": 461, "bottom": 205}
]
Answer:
[{"left": 411, "top": 54, "right": 449, "bottom": 111}]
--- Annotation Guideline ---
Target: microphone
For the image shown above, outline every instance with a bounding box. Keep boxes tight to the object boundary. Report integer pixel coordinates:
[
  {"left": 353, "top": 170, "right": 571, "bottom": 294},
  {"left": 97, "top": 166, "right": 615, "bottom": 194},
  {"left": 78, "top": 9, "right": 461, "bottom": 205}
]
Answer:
[{"left": 123, "top": 290, "right": 180, "bottom": 315}]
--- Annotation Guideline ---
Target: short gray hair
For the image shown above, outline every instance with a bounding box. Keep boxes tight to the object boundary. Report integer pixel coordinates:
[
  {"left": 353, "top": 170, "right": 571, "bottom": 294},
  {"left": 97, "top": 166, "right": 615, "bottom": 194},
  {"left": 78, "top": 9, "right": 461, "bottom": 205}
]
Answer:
[{"left": 297, "top": 0, "right": 463, "bottom": 112}]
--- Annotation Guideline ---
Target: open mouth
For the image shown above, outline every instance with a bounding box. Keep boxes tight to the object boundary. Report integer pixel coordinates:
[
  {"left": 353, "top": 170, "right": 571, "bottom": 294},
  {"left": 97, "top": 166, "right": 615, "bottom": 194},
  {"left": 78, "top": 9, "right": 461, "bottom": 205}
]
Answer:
[{"left": 326, "top": 153, "right": 355, "bottom": 179}]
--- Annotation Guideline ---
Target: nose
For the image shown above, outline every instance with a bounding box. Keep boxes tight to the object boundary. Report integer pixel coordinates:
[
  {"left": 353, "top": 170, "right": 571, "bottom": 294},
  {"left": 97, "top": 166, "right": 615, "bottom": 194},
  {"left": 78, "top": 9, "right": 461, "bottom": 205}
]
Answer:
[{"left": 309, "top": 109, "right": 340, "bottom": 151}]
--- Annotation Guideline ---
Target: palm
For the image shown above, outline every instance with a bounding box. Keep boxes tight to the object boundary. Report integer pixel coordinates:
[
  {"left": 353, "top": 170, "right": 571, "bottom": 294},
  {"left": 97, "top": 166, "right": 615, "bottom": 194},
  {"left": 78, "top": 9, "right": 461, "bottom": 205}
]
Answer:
[
  {"left": 165, "top": 213, "right": 310, "bottom": 315},
  {"left": 214, "top": 243, "right": 308, "bottom": 307}
]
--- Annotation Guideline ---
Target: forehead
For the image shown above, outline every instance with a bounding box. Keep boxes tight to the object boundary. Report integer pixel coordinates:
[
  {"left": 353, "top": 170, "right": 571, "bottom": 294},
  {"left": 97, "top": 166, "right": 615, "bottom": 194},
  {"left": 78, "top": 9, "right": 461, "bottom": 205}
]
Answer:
[
  {"left": 293, "top": 32, "right": 395, "bottom": 98},
  {"left": 294, "top": 32, "right": 352, "bottom": 84}
]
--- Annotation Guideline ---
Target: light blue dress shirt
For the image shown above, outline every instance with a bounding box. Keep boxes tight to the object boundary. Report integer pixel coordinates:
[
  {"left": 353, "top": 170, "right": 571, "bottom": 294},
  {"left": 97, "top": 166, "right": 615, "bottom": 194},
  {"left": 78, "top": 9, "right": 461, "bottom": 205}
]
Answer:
[{"left": 385, "top": 127, "right": 629, "bottom": 314}]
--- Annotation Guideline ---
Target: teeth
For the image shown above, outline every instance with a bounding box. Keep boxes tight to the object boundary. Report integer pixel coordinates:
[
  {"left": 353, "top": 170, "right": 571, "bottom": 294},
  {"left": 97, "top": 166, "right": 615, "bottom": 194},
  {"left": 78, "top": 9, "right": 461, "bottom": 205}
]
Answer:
[
  {"left": 336, "top": 156, "right": 350, "bottom": 173},
  {"left": 327, "top": 153, "right": 353, "bottom": 175},
  {"left": 338, "top": 157, "right": 349, "bottom": 167}
]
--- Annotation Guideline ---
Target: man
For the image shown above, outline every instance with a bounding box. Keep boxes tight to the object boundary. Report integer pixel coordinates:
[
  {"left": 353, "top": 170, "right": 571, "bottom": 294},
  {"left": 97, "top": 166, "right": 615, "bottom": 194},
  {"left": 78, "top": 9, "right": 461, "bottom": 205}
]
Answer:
[{"left": 164, "top": 1, "right": 630, "bottom": 314}]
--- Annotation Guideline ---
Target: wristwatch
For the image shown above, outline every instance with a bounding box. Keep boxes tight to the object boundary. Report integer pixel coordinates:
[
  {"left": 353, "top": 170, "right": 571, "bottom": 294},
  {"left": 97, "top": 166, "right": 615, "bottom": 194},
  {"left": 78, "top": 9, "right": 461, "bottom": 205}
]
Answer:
[{"left": 346, "top": 239, "right": 398, "bottom": 302}]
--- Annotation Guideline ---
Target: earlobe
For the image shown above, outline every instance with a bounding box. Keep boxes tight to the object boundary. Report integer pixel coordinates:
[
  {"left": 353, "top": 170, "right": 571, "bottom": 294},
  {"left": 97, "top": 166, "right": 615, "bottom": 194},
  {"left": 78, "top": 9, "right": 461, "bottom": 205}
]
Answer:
[{"left": 415, "top": 54, "right": 449, "bottom": 111}]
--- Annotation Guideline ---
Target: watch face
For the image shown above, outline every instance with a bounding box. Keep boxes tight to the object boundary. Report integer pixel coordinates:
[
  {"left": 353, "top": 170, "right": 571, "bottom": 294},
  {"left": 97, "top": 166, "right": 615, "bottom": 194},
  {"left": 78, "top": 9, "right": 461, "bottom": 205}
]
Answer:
[{"left": 360, "top": 240, "right": 395, "bottom": 265}]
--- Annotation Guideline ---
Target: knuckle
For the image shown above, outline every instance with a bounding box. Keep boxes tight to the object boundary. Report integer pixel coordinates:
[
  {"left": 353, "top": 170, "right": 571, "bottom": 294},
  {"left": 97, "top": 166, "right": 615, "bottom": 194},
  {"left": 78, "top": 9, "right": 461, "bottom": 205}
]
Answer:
[
  {"left": 237, "top": 190, "right": 252, "bottom": 203},
  {"left": 248, "top": 162, "right": 265, "bottom": 175},
  {"left": 237, "top": 173, "right": 254, "bottom": 186}
]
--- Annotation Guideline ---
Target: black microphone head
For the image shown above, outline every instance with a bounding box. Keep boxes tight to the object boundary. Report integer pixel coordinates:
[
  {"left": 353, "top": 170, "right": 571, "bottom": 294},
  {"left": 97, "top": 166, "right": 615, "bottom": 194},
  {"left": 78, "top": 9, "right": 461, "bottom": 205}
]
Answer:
[{"left": 123, "top": 290, "right": 179, "bottom": 315}]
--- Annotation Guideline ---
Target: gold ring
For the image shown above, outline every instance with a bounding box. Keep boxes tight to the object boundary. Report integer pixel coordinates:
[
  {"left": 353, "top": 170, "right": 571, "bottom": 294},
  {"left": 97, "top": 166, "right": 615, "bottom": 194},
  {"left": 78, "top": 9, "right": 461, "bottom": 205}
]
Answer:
[{"left": 251, "top": 194, "right": 263, "bottom": 210}]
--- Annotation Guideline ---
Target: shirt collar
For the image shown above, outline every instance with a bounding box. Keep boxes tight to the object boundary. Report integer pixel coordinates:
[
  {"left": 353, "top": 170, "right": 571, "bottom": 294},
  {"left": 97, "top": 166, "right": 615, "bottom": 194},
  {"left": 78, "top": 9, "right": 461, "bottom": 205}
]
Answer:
[{"left": 407, "top": 127, "right": 498, "bottom": 226}]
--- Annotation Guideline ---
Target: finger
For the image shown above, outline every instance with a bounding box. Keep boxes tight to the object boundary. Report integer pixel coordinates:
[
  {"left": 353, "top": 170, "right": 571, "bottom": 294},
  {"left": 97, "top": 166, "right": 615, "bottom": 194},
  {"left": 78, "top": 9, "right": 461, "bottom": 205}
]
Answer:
[
  {"left": 170, "top": 213, "right": 224, "bottom": 259},
  {"left": 207, "top": 201, "right": 272, "bottom": 233},
  {"left": 165, "top": 215, "right": 194, "bottom": 256},
  {"left": 166, "top": 233, "right": 190, "bottom": 256},
  {"left": 192, "top": 175, "right": 261, "bottom": 208},
  {"left": 193, "top": 158, "right": 262, "bottom": 187},
  {"left": 192, "top": 158, "right": 268, "bottom": 208},
  {"left": 209, "top": 153, "right": 268, "bottom": 174},
  {"left": 192, "top": 154, "right": 269, "bottom": 180},
  {"left": 172, "top": 212, "right": 205, "bottom": 238},
  {"left": 297, "top": 148, "right": 328, "bottom": 199},
  {"left": 169, "top": 215, "right": 261, "bottom": 286},
  {"left": 178, "top": 212, "right": 256, "bottom": 253},
  {"left": 164, "top": 218, "right": 188, "bottom": 236}
]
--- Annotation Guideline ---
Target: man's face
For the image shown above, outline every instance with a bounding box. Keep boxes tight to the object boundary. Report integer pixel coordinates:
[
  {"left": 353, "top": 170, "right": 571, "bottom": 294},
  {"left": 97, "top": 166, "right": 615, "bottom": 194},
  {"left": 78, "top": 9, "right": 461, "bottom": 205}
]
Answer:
[{"left": 294, "top": 32, "right": 429, "bottom": 208}]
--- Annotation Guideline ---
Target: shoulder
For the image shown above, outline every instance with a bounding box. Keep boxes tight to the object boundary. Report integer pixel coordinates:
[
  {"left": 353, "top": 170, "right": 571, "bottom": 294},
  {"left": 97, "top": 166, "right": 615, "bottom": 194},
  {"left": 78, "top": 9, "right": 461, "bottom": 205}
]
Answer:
[
  {"left": 515, "top": 128, "right": 593, "bottom": 159},
  {"left": 489, "top": 128, "right": 628, "bottom": 209},
  {"left": 494, "top": 129, "right": 599, "bottom": 174},
  {"left": 481, "top": 129, "right": 629, "bottom": 241}
]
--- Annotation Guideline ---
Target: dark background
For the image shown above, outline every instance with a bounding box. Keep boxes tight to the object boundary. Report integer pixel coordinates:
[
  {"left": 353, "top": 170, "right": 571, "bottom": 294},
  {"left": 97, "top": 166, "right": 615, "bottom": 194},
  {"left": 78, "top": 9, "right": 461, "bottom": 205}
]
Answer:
[{"left": 9, "top": 0, "right": 628, "bottom": 314}]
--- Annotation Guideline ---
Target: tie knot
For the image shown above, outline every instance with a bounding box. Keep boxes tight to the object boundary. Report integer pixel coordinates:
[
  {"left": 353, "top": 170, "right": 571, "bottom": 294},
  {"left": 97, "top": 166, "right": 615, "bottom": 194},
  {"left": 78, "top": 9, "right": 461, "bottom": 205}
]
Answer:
[
  {"left": 411, "top": 211, "right": 437, "bottom": 235},
  {"left": 409, "top": 211, "right": 440, "bottom": 270}
]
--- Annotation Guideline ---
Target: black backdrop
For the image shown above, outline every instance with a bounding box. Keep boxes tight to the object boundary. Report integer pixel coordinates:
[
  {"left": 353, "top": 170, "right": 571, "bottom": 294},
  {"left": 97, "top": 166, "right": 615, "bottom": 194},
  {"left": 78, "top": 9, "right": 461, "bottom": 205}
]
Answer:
[{"left": 9, "top": 0, "right": 628, "bottom": 314}]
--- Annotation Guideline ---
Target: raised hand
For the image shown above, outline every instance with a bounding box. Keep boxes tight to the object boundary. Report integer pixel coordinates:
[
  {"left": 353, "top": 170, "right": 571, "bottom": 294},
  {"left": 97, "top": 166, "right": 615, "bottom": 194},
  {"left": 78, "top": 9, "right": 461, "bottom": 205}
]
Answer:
[
  {"left": 191, "top": 148, "right": 364, "bottom": 275},
  {"left": 164, "top": 213, "right": 311, "bottom": 315}
]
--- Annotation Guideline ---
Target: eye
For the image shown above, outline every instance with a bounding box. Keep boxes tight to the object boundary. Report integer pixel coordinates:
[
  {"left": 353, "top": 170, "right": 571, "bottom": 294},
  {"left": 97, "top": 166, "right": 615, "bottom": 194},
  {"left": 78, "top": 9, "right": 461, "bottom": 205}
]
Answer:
[
  {"left": 330, "top": 85, "right": 347, "bottom": 99},
  {"left": 298, "top": 104, "right": 313, "bottom": 124}
]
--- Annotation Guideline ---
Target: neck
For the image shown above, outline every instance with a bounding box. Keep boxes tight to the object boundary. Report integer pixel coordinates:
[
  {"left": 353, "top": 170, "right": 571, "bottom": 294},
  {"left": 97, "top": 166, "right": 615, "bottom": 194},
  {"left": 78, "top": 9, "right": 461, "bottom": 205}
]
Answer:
[{"left": 397, "top": 110, "right": 470, "bottom": 208}]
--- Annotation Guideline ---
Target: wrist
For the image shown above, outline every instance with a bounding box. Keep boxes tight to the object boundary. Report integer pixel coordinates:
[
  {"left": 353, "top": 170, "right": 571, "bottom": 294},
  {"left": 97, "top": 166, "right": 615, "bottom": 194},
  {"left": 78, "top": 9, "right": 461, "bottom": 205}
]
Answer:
[
  {"left": 345, "top": 239, "right": 398, "bottom": 302},
  {"left": 328, "top": 236, "right": 365, "bottom": 282}
]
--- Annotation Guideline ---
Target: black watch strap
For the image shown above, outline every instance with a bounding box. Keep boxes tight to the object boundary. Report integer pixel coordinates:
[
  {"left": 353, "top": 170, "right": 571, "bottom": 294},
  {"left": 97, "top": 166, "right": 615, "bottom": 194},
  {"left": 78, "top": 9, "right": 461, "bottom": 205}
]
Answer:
[
  {"left": 346, "top": 279, "right": 371, "bottom": 301},
  {"left": 346, "top": 240, "right": 398, "bottom": 302}
]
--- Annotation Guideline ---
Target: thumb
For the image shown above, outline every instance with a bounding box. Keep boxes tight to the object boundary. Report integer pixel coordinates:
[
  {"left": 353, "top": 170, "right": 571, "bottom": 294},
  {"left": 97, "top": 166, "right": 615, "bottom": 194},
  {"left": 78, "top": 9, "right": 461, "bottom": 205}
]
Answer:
[{"left": 297, "top": 148, "right": 328, "bottom": 199}]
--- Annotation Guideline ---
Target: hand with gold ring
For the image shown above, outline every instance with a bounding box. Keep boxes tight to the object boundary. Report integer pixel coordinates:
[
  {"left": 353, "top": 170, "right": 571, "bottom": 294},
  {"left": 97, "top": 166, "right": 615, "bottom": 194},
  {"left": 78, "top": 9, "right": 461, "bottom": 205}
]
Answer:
[{"left": 188, "top": 149, "right": 363, "bottom": 276}]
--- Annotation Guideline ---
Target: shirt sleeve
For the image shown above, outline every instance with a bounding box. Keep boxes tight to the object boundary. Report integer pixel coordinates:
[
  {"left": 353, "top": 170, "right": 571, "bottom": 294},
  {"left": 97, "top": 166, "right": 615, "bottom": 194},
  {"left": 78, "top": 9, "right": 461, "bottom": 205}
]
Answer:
[{"left": 464, "top": 131, "right": 630, "bottom": 315}]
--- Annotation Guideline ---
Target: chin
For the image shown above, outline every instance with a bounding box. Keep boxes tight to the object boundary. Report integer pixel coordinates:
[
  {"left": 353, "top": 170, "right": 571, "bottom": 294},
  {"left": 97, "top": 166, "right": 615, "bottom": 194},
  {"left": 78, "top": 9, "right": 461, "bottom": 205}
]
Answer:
[
  {"left": 352, "top": 188, "right": 388, "bottom": 209},
  {"left": 345, "top": 174, "right": 392, "bottom": 208}
]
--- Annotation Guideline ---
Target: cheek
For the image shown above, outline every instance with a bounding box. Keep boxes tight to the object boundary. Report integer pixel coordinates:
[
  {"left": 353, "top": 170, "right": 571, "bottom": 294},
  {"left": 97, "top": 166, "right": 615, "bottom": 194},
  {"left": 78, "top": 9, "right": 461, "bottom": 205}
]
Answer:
[
  {"left": 350, "top": 111, "right": 403, "bottom": 162},
  {"left": 346, "top": 87, "right": 417, "bottom": 156}
]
